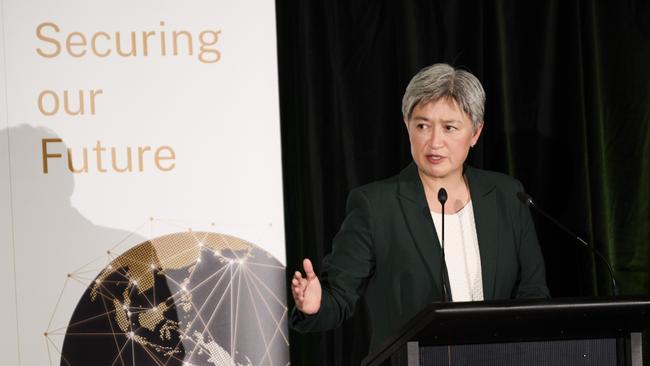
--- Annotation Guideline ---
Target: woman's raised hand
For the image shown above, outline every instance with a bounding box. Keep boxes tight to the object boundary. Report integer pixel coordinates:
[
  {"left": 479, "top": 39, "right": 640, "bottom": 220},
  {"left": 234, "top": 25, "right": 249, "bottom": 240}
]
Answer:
[{"left": 291, "top": 258, "right": 322, "bottom": 315}]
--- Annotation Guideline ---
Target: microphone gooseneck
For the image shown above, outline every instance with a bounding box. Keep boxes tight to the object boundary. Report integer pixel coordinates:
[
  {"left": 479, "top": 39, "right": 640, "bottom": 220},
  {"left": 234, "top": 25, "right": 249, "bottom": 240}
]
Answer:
[
  {"left": 516, "top": 191, "right": 619, "bottom": 296},
  {"left": 437, "top": 188, "right": 450, "bottom": 302}
]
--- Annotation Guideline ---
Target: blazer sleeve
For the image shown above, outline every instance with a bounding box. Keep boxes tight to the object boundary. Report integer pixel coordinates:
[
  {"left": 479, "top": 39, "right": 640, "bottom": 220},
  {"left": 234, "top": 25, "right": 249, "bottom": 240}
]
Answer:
[
  {"left": 290, "top": 187, "right": 376, "bottom": 332},
  {"left": 513, "top": 181, "right": 550, "bottom": 299}
]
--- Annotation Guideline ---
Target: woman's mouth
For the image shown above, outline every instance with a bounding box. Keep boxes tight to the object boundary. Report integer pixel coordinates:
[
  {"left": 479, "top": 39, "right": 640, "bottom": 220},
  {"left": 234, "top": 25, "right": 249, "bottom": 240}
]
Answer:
[{"left": 426, "top": 154, "right": 445, "bottom": 164}]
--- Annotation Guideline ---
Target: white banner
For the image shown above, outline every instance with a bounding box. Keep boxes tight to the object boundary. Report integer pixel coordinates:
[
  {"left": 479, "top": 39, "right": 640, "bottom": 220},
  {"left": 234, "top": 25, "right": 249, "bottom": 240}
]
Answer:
[{"left": 1, "top": 1, "right": 288, "bottom": 365}]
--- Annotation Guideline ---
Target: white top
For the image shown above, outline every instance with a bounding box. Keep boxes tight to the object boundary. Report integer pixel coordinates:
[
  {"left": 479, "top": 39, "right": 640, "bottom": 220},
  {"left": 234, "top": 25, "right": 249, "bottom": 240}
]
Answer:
[{"left": 430, "top": 201, "right": 484, "bottom": 302}]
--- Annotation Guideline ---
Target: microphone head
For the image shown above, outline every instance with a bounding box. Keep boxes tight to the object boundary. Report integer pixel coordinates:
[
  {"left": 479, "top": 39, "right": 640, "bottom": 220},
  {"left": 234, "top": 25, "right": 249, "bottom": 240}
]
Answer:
[
  {"left": 516, "top": 191, "right": 534, "bottom": 207},
  {"left": 437, "top": 188, "right": 448, "bottom": 204}
]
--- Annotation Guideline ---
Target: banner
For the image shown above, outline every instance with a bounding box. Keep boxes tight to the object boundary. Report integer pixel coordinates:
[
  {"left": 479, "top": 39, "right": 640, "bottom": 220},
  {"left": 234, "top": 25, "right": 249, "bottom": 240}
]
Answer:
[{"left": 0, "top": 1, "right": 288, "bottom": 365}]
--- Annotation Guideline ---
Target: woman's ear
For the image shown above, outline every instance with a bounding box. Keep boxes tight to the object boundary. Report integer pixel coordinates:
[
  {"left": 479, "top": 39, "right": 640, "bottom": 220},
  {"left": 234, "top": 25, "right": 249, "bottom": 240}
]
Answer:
[{"left": 471, "top": 122, "right": 484, "bottom": 146}]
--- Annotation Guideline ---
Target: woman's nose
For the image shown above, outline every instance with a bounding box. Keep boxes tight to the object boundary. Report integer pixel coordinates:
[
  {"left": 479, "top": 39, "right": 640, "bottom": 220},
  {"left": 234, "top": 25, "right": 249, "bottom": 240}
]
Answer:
[{"left": 429, "top": 126, "right": 444, "bottom": 148}]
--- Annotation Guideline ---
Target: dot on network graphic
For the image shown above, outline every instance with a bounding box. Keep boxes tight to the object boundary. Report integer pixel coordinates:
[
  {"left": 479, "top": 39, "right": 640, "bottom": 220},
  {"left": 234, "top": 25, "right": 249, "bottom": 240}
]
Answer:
[{"left": 45, "top": 223, "right": 289, "bottom": 366}]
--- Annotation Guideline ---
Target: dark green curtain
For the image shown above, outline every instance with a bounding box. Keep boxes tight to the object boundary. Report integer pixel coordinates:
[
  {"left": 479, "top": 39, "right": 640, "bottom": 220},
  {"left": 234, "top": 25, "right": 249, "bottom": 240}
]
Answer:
[{"left": 276, "top": 1, "right": 650, "bottom": 365}]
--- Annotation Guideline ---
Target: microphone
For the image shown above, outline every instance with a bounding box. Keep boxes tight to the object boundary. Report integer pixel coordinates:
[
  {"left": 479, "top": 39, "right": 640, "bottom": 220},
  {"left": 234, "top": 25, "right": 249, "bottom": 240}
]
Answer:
[
  {"left": 516, "top": 192, "right": 619, "bottom": 296},
  {"left": 437, "top": 188, "right": 451, "bottom": 302}
]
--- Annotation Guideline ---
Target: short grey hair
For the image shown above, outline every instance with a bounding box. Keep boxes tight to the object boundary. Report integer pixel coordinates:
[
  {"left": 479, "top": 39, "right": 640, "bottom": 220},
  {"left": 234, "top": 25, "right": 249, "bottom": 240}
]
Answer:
[{"left": 402, "top": 63, "right": 486, "bottom": 129}]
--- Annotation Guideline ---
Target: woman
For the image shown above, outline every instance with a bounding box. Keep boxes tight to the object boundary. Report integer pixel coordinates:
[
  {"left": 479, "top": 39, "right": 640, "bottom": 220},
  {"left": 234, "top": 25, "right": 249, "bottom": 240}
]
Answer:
[{"left": 290, "top": 63, "right": 549, "bottom": 354}]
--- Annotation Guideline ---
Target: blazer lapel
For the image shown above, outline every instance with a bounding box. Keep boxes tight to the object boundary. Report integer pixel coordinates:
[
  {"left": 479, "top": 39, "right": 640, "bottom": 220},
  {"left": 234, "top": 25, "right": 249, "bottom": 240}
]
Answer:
[
  {"left": 396, "top": 163, "right": 444, "bottom": 294},
  {"left": 466, "top": 166, "right": 499, "bottom": 300}
]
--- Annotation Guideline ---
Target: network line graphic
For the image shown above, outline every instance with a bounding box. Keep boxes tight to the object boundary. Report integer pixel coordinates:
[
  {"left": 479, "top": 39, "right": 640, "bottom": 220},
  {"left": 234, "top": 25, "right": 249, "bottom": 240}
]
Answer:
[{"left": 45, "top": 219, "right": 290, "bottom": 366}]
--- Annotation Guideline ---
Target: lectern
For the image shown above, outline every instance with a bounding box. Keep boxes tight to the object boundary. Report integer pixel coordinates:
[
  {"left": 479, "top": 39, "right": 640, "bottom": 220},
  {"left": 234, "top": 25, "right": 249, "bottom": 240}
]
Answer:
[{"left": 362, "top": 296, "right": 650, "bottom": 366}]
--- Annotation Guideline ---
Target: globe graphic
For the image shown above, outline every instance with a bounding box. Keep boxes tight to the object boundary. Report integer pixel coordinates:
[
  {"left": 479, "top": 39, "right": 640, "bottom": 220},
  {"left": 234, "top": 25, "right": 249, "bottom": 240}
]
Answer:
[{"left": 60, "top": 231, "right": 289, "bottom": 366}]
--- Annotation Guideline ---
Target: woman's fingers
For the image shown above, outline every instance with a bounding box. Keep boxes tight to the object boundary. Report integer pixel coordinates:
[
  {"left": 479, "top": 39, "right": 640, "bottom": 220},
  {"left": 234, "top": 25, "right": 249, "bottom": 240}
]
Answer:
[
  {"left": 291, "top": 258, "right": 321, "bottom": 314},
  {"left": 303, "top": 258, "right": 316, "bottom": 280},
  {"left": 291, "top": 271, "right": 308, "bottom": 306}
]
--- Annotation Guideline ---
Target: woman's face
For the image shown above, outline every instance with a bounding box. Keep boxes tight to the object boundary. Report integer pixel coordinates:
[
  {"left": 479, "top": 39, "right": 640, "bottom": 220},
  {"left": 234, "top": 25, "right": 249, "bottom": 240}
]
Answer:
[{"left": 405, "top": 98, "right": 483, "bottom": 182}]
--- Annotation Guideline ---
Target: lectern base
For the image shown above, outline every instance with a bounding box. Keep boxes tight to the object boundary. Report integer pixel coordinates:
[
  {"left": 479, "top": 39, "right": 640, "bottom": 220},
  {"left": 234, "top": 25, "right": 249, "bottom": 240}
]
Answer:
[{"left": 418, "top": 339, "right": 617, "bottom": 366}]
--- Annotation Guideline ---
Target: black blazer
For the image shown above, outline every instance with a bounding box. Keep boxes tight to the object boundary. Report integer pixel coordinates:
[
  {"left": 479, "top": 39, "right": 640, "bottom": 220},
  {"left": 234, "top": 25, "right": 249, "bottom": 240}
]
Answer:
[{"left": 291, "top": 162, "right": 549, "bottom": 353}]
